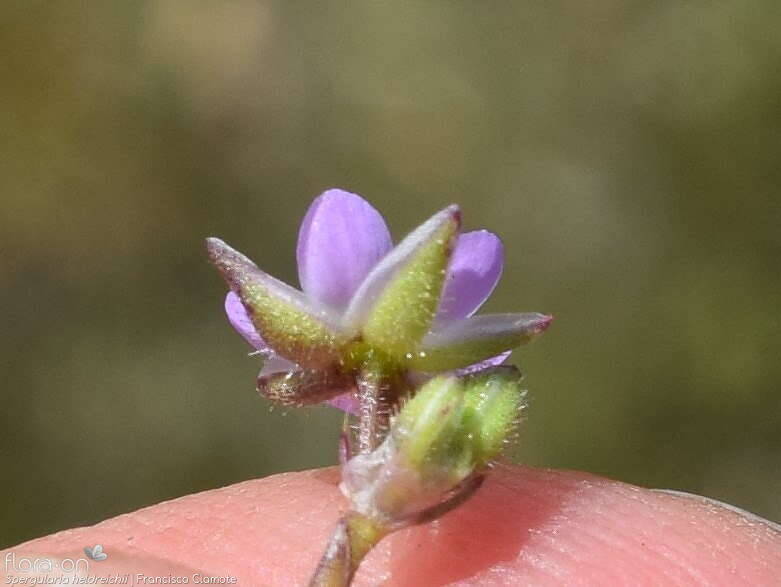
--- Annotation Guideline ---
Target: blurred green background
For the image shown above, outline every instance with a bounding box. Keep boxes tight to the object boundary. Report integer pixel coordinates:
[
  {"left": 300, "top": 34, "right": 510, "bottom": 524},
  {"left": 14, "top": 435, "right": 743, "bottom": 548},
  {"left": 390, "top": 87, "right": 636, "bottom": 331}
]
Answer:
[{"left": 2, "top": 2, "right": 780, "bottom": 548}]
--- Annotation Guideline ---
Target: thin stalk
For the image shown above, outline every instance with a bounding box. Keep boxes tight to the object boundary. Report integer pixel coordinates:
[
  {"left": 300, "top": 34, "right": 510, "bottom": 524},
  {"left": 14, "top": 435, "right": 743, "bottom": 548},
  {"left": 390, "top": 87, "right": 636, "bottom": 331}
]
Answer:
[
  {"left": 308, "top": 512, "right": 389, "bottom": 587},
  {"left": 338, "top": 413, "right": 352, "bottom": 465},
  {"left": 356, "top": 360, "right": 390, "bottom": 454},
  {"left": 308, "top": 475, "right": 486, "bottom": 585}
]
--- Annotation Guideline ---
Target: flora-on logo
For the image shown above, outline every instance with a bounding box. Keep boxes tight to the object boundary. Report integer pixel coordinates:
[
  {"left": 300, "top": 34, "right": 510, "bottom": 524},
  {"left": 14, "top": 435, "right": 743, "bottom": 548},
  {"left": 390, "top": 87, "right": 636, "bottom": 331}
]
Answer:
[{"left": 83, "top": 544, "right": 107, "bottom": 561}]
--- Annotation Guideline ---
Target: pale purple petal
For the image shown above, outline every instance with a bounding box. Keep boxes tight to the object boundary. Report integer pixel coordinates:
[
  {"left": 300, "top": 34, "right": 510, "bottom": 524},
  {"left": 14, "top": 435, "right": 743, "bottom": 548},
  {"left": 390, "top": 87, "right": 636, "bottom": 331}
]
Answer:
[
  {"left": 225, "top": 291, "right": 267, "bottom": 350},
  {"left": 454, "top": 351, "right": 511, "bottom": 376},
  {"left": 258, "top": 355, "right": 297, "bottom": 377},
  {"left": 297, "top": 189, "right": 393, "bottom": 311},
  {"left": 436, "top": 230, "right": 504, "bottom": 322},
  {"left": 327, "top": 393, "right": 360, "bottom": 414}
]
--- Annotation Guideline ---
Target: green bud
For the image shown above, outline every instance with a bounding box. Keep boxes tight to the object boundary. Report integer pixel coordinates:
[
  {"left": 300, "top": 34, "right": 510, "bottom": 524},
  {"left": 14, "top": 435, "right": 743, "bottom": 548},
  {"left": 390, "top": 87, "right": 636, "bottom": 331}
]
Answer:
[
  {"left": 461, "top": 366, "right": 525, "bottom": 466},
  {"left": 392, "top": 375, "right": 466, "bottom": 473},
  {"left": 341, "top": 367, "right": 524, "bottom": 525}
]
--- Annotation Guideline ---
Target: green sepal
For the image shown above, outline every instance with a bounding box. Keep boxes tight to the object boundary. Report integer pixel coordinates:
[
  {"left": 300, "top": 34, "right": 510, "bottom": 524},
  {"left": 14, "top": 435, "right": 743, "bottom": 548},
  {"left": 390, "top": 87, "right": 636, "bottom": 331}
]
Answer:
[
  {"left": 257, "top": 366, "right": 355, "bottom": 407},
  {"left": 344, "top": 206, "right": 460, "bottom": 361},
  {"left": 409, "top": 313, "right": 553, "bottom": 372},
  {"left": 206, "top": 237, "right": 350, "bottom": 368}
]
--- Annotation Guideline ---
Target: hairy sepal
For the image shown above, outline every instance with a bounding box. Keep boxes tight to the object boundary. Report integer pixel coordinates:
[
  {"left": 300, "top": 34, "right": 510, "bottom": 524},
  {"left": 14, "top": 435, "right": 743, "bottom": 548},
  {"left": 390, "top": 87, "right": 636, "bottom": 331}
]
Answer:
[
  {"left": 206, "top": 237, "right": 349, "bottom": 368},
  {"left": 410, "top": 312, "right": 553, "bottom": 371},
  {"left": 344, "top": 206, "right": 460, "bottom": 361}
]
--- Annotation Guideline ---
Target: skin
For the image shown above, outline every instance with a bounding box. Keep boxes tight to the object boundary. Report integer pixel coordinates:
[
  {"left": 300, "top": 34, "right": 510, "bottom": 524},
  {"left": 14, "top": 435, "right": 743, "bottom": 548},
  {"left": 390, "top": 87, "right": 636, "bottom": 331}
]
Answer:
[{"left": 2, "top": 465, "right": 780, "bottom": 586}]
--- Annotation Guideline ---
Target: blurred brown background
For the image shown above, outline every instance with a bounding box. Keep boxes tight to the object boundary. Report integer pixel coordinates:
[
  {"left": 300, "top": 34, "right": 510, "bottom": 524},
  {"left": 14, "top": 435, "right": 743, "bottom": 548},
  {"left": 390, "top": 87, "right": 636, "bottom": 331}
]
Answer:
[{"left": 2, "top": 2, "right": 780, "bottom": 548}]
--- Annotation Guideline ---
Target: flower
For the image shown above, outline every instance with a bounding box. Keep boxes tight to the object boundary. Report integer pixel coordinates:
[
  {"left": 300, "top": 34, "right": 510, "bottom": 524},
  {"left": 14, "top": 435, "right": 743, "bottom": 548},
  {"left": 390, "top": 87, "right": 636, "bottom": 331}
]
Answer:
[{"left": 207, "top": 188, "right": 551, "bottom": 412}]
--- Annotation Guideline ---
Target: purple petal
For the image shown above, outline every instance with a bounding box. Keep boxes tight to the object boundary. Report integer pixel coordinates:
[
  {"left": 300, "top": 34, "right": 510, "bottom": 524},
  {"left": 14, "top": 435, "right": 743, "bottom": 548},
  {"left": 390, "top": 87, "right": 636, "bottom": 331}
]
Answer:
[
  {"left": 326, "top": 393, "right": 360, "bottom": 414},
  {"left": 454, "top": 351, "right": 511, "bottom": 376},
  {"left": 404, "top": 351, "right": 512, "bottom": 394},
  {"left": 225, "top": 291, "right": 267, "bottom": 351},
  {"left": 258, "top": 355, "right": 297, "bottom": 377},
  {"left": 436, "top": 230, "right": 504, "bottom": 322},
  {"left": 297, "top": 189, "right": 393, "bottom": 311}
]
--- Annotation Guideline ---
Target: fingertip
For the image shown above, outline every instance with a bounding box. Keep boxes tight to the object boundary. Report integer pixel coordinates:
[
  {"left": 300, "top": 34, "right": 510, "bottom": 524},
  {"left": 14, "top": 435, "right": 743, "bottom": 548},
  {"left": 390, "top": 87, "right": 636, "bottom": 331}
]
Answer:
[
  {"left": 4, "top": 466, "right": 780, "bottom": 586},
  {"left": 363, "top": 465, "right": 781, "bottom": 585}
]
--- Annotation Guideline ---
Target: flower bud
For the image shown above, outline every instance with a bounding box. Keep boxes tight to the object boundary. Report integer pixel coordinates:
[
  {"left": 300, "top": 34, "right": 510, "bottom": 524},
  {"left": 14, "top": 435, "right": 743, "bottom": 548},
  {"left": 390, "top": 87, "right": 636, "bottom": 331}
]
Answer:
[
  {"left": 461, "top": 366, "right": 525, "bottom": 466},
  {"left": 392, "top": 375, "right": 466, "bottom": 473},
  {"left": 340, "top": 367, "right": 524, "bottom": 525}
]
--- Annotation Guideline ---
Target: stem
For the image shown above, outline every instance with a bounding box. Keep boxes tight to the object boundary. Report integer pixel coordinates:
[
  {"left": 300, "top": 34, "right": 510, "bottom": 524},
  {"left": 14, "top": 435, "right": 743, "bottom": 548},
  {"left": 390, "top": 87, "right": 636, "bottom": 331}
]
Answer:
[
  {"left": 356, "top": 360, "right": 390, "bottom": 454},
  {"left": 338, "top": 414, "right": 352, "bottom": 466},
  {"left": 308, "top": 512, "right": 389, "bottom": 587},
  {"left": 308, "top": 475, "right": 486, "bottom": 585}
]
